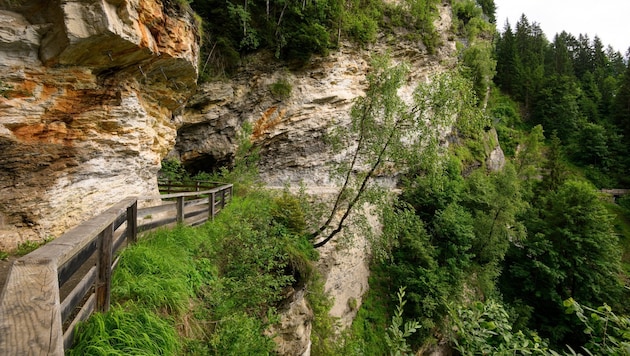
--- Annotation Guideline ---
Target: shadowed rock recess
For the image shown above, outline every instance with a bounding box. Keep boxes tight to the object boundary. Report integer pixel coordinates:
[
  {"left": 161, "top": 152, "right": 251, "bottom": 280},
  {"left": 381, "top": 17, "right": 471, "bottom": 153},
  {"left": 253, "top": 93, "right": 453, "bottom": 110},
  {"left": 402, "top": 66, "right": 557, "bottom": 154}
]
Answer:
[{"left": 0, "top": 0, "right": 200, "bottom": 250}]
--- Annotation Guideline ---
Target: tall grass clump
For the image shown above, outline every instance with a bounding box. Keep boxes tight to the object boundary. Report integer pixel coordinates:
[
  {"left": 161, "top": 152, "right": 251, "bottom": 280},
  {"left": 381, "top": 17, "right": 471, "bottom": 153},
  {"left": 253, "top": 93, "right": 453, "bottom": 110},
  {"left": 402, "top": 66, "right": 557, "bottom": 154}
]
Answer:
[
  {"left": 68, "top": 304, "right": 180, "bottom": 356},
  {"left": 112, "top": 226, "right": 204, "bottom": 315}
]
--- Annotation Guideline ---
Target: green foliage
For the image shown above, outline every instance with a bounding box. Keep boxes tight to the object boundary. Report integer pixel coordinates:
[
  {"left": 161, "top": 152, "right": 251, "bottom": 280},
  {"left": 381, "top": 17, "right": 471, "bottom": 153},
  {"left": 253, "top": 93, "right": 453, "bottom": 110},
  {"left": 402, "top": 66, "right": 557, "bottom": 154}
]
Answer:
[
  {"left": 15, "top": 237, "right": 53, "bottom": 256},
  {"left": 495, "top": 16, "right": 630, "bottom": 186},
  {"left": 112, "top": 227, "right": 202, "bottom": 315},
  {"left": 452, "top": 0, "right": 493, "bottom": 41},
  {"left": 306, "top": 272, "right": 339, "bottom": 355},
  {"left": 475, "top": 0, "right": 495, "bottom": 23},
  {"left": 158, "top": 158, "right": 189, "bottom": 183},
  {"left": 209, "top": 312, "right": 275, "bottom": 354},
  {"left": 72, "top": 187, "right": 319, "bottom": 354},
  {"left": 449, "top": 299, "right": 552, "bottom": 355},
  {"left": 344, "top": 11, "right": 379, "bottom": 44},
  {"left": 500, "top": 179, "right": 627, "bottom": 347},
  {"left": 460, "top": 42, "right": 496, "bottom": 104},
  {"left": 192, "top": 0, "right": 443, "bottom": 76},
  {"left": 269, "top": 78, "right": 293, "bottom": 100},
  {"left": 565, "top": 298, "right": 630, "bottom": 355},
  {"left": 385, "top": 287, "right": 421, "bottom": 356},
  {"left": 68, "top": 305, "right": 181, "bottom": 356}
]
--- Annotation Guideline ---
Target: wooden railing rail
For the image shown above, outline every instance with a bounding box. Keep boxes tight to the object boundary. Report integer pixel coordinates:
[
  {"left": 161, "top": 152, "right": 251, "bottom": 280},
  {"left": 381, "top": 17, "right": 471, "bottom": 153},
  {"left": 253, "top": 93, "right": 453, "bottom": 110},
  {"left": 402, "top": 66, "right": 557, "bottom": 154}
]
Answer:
[
  {"left": 600, "top": 188, "right": 630, "bottom": 196},
  {"left": 0, "top": 183, "right": 232, "bottom": 355}
]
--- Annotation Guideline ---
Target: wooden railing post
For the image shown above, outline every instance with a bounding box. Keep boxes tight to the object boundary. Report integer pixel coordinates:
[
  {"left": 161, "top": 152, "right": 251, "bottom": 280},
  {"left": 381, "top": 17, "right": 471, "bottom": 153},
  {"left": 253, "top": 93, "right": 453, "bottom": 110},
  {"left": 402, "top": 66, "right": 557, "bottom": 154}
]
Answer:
[
  {"left": 176, "top": 196, "right": 185, "bottom": 224},
  {"left": 221, "top": 189, "right": 226, "bottom": 209},
  {"left": 127, "top": 200, "right": 137, "bottom": 244},
  {"left": 209, "top": 192, "right": 216, "bottom": 220},
  {"left": 96, "top": 223, "right": 114, "bottom": 313}
]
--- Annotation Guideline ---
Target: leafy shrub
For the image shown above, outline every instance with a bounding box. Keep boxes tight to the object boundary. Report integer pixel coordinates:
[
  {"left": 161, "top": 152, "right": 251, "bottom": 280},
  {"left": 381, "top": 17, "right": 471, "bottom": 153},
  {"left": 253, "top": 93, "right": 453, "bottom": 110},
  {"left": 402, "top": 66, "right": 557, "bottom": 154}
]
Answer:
[
  {"left": 619, "top": 195, "right": 630, "bottom": 211},
  {"left": 344, "top": 12, "right": 379, "bottom": 44},
  {"left": 448, "top": 300, "right": 551, "bottom": 355},
  {"left": 209, "top": 312, "right": 276, "bottom": 354},
  {"left": 159, "top": 158, "right": 189, "bottom": 183}
]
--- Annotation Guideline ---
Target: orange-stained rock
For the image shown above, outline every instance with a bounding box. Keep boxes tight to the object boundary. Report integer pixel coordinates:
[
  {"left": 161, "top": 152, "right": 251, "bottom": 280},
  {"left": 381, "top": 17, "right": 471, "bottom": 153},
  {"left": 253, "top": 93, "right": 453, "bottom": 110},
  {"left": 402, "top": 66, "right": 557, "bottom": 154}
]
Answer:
[{"left": 0, "top": 0, "right": 199, "bottom": 250}]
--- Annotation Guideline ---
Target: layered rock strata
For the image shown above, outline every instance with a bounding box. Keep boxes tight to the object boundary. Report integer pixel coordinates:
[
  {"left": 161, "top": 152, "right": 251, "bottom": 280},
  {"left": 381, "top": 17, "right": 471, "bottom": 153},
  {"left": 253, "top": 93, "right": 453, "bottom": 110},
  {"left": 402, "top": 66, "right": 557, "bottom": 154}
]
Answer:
[{"left": 0, "top": 0, "right": 199, "bottom": 250}]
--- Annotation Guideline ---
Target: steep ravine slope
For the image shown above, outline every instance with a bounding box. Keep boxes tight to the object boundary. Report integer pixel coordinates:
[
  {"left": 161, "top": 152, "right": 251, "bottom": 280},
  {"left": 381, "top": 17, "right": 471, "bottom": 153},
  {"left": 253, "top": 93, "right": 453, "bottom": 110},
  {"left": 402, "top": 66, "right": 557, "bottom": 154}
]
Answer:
[{"left": 0, "top": 0, "right": 199, "bottom": 250}]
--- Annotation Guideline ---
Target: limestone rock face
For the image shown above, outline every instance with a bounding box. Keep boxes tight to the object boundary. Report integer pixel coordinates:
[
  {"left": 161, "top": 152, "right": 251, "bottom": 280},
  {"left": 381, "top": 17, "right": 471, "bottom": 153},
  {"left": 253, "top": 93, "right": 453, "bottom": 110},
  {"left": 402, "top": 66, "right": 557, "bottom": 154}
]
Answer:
[
  {"left": 267, "top": 289, "right": 314, "bottom": 356},
  {"left": 173, "top": 3, "right": 458, "bottom": 187},
  {"left": 0, "top": 0, "right": 199, "bottom": 250}
]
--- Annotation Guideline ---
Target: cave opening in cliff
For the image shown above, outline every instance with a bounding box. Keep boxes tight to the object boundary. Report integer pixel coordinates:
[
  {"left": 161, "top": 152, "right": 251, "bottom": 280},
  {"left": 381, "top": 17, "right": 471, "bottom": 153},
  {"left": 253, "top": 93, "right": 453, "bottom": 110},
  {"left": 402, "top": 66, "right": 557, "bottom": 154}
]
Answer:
[{"left": 184, "top": 153, "right": 234, "bottom": 177}]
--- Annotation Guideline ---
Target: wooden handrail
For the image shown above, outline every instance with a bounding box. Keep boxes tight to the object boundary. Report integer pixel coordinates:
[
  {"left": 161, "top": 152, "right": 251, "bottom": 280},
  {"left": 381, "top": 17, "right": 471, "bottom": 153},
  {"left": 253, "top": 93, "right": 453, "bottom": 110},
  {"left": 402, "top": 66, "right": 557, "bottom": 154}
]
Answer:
[{"left": 0, "top": 183, "right": 233, "bottom": 354}]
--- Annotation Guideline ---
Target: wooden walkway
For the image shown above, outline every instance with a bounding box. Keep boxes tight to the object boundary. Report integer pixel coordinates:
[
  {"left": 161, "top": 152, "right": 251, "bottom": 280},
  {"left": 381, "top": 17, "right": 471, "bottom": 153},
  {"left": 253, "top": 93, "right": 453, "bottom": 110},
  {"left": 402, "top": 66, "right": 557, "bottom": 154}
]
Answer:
[
  {"left": 0, "top": 181, "right": 232, "bottom": 354},
  {"left": 600, "top": 188, "right": 630, "bottom": 196}
]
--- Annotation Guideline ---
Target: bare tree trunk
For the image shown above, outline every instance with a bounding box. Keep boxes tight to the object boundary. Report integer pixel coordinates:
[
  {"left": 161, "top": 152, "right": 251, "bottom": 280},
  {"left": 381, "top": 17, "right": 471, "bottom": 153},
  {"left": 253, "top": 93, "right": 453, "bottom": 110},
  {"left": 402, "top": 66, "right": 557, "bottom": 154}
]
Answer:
[
  {"left": 310, "top": 99, "right": 375, "bottom": 241},
  {"left": 275, "top": 2, "right": 288, "bottom": 36},
  {"left": 314, "top": 117, "right": 401, "bottom": 248}
]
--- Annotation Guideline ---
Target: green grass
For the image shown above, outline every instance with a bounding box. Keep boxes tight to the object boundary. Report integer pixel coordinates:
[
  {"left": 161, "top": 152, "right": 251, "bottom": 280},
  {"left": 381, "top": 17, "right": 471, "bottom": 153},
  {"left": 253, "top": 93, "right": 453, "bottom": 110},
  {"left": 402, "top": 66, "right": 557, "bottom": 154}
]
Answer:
[
  {"left": 68, "top": 305, "right": 180, "bottom": 356},
  {"left": 15, "top": 237, "right": 53, "bottom": 256},
  {"left": 70, "top": 190, "right": 318, "bottom": 354}
]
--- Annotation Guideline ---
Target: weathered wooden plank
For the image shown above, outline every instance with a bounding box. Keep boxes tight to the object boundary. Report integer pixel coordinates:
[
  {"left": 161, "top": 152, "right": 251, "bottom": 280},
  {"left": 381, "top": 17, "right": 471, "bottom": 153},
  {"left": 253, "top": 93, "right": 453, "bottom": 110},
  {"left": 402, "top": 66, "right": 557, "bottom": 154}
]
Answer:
[
  {"left": 26, "top": 197, "right": 137, "bottom": 269},
  {"left": 184, "top": 197, "right": 209, "bottom": 207},
  {"left": 184, "top": 206, "right": 209, "bottom": 220},
  {"left": 176, "top": 197, "right": 185, "bottom": 224},
  {"left": 0, "top": 257, "right": 63, "bottom": 355},
  {"left": 112, "top": 224, "right": 128, "bottom": 255},
  {"left": 210, "top": 192, "right": 216, "bottom": 220},
  {"left": 601, "top": 188, "right": 630, "bottom": 195},
  {"left": 57, "top": 238, "right": 97, "bottom": 288},
  {"left": 127, "top": 201, "right": 137, "bottom": 244},
  {"left": 63, "top": 293, "right": 95, "bottom": 351},
  {"left": 60, "top": 266, "right": 96, "bottom": 323},
  {"left": 140, "top": 185, "right": 232, "bottom": 200},
  {"left": 137, "top": 216, "right": 178, "bottom": 232},
  {"left": 95, "top": 223, "right": 114, "bottom": 313},
  {"left": 137, "top": 201, "right": 176, "bottom": 217},
  {"left": 111, "top": 256, "right": 121, "bottom": 272}
]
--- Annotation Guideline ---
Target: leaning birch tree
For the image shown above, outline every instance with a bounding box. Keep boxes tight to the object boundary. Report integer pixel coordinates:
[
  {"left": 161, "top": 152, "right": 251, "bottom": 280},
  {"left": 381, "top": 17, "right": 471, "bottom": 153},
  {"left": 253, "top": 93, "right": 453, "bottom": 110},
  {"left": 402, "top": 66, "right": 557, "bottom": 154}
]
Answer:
[{"left": 311, "top": 55, "right": 486, "bottom": 248}]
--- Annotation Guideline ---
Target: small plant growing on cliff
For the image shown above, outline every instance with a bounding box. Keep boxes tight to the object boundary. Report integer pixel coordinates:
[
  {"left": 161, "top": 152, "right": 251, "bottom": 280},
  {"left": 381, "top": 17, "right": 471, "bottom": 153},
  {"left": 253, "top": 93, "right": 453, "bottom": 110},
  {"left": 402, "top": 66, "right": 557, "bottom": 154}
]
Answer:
[
  {"left": 0, "top": 80, "right": 12, "bottom": 98},
  {"left": 269, "top": 78, "right": 292, "bottom": 100}
]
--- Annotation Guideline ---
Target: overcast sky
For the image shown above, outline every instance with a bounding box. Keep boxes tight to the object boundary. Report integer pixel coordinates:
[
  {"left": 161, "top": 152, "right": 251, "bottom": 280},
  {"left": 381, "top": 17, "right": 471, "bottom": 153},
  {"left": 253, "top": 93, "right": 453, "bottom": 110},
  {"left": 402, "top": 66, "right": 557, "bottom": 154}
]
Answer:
[{"left": 494, "top": 0, "right": 630, "bottom": 55}]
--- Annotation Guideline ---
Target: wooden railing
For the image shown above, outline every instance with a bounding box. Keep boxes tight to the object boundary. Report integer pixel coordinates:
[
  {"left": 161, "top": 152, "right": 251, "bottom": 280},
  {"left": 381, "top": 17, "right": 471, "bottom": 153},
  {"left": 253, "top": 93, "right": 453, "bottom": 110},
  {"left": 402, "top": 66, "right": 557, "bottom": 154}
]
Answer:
[
  {"left": 600, "top": 188, "right": 630, "bottom": 196},
  {"left": 0, "top": 182, "right": 232, "bottom": 355}
]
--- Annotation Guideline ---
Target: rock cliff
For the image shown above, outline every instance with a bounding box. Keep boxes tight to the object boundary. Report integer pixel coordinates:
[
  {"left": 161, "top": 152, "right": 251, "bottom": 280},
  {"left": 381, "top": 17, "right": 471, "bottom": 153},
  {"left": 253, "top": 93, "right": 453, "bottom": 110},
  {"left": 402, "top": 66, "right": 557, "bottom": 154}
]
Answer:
[
  {"left": 173, "top": 3, "right": 459, "bottom": 186},
  {"left": 0, "top": 0, "right": 200, "bottom": 250}
]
